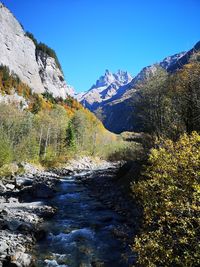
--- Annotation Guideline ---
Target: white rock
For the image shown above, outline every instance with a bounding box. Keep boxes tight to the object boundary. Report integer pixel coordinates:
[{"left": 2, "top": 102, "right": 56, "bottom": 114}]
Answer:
[
  {"left": 36, "top": 50, "right": 74, "bottom": 98},
  {"left": 0, "top": 3, "right": 74, "bottom": 99},
  {"left": 0, "top": 4, "right": 44, "bottom": 93},
  {"left": 76, "top": 69, "right": 133, "bottom": 107}
]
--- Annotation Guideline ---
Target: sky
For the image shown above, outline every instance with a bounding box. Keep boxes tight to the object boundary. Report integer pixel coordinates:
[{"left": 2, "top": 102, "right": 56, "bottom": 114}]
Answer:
[{"left": 2, "top": 0, "right": 200, "bottom": 92}]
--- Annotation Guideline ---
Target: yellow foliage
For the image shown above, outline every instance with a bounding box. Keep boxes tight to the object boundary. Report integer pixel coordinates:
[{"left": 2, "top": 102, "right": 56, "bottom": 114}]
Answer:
[{"left": 132, "top": 132, "right": 200, "bottom": 266}]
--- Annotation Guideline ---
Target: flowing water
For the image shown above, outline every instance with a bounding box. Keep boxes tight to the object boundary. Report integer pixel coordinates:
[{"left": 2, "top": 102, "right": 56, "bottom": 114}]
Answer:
[{"left": 35, "top": 171, "right": 132, "bottom": 267}]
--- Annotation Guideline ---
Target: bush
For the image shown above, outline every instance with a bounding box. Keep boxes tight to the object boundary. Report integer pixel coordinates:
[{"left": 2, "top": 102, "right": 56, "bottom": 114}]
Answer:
[
  {"left": 0, "top": 163, "right": 18, "bottom": 178},
  {"left": 0, "top": 133, "right": 13, "bottom": 167},
  {"left": 132, "top": 132, "right": 200, "bottom": 266},
  {"left": 14, "top": 136, "right": 39, "bottom": 163}
]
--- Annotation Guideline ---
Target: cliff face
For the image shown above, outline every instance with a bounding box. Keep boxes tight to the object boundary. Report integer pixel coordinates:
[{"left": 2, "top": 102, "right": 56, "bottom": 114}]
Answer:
[
  {"left": 36, "top": 50, "right": 74, "bottom": 98},
  {"left": 0, "top": 3, "right": 73, "bottom": 97},
  {"left": 0, "top": 3, "right": 44, "bottom": 93}
]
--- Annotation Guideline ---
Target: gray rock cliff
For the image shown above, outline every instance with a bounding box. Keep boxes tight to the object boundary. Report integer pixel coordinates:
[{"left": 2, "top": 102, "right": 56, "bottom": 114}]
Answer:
[{"left": 0, "top": 3, "right": 74, "bottom": 98}]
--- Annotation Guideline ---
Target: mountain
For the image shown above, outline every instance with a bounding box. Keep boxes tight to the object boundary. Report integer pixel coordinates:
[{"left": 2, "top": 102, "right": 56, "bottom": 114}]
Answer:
[
  {"left": 78, "top": 51, "right": 186, "bottom": 133},
  {"left": 167, "top": 41, "right": 200, "bottom": 72},
  {"left": 0, "top": 3, "right": 74, "bottom": 98},
  {"left": 76, "top": 70, "right": 133, "bottom": 110}
]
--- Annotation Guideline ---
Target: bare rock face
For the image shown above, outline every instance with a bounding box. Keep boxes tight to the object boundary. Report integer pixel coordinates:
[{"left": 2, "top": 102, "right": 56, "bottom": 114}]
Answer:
[
  {"left": 0, "top": 3, "right": 74, "bottom": 98},
  {"left": 36, "top": 50, "right": 74, "bottom": 98},
  {"left": 77, "top": 70, "right": 133, "bottom": 109},
  {"left": 0, "top": 3, "right": 44, "bottom": 93}
]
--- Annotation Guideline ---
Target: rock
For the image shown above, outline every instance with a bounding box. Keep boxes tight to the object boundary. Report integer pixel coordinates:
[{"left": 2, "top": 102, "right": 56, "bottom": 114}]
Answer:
[
  {"left": 10, "top": 252, "right": 33, "bottom": 267},
  {"left": 37, "top": 50, "right": 74, "bottom": 98},
  {"left": 0, "top": 4, "right": 43, "bottom": 94},
  {"left": 34, "top": 229, "right": 47, "bottom": 241},
  {"left": 0, "top": 4, "right": 74, "bottom": 98},
  {"left": 5, "top": 184, "right": 15, "bottom": 190},
  {"left": 15, "top": 177, "right": 33, "bottom": 188},
  {"left": 32, "top": 183, "right": 54, "bottom": 199},
  {"left": 0, "top": 181, "right": 6, "bottom": 193},
  {"left": 7, "top": 220, "right": 22, "bottom": 231},
  {"left": 0, "top": 241, "right": 8, "bottom": 254},
  {"left": 17, "top": 223, "right": 33, "bottom": 234}
]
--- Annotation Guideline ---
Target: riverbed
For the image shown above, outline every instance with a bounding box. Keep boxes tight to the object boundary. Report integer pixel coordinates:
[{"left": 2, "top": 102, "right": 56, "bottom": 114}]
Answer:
[{"left": 34, "top": 171, "right": 133, "bottom": 267}]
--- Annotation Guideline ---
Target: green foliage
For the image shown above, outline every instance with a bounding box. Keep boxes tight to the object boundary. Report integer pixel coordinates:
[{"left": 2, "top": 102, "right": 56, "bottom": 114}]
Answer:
[
  {"left": 15, "top": 135, "right": 39, "bottom": 162},
  {"left": 107, "top": 141, "right": 143, "bottom": 162},
  {"left": 25, "top": 31, "right": 63, "bottom": 71},
  {"left": 0, "top": 64, "right": 10, "bottom": 81},
  {"left": 42, "top": 91, "right": 56, "bottom": 104},
  {"left": 37, "top": 42, "right": 62, "bottom": 72},
  {"left": 66, "top": 121, "right": 76, "bottom": 151},
  {"left": 0, "top": 132, "right": 12, "bottom": 167},
  {"left": 0, "top": 163, "right": 18, "bottom": 178},
  {"left": 132, "top": 132, "right": 200, "bottom": 266}
]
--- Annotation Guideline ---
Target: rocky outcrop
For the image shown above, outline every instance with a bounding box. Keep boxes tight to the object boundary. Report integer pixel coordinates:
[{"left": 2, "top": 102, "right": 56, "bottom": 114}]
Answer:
[
  {"left": 0, "top": 3, "right": 74, "bottom": 98},
  {"left": 36, "top": 50, "right": 74, "bottom": 98}
]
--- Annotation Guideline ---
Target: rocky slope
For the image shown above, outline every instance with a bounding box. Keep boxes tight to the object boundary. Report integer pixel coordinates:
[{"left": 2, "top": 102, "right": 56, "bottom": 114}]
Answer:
[{"left": 0, "top": 3, "right": 74, "bottom": 98}]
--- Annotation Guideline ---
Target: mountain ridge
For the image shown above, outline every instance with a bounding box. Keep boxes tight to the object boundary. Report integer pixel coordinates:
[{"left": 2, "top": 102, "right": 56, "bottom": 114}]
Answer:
[{"left": 77, "top": 43, "right": 200, "bottom": 133}]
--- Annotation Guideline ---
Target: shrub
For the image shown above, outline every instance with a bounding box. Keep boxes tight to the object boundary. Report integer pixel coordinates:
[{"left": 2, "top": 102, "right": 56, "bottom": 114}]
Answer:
[
  {"left": 0, "top": 133, "right": 13, "bottom": 167},
  {"left": 132, "top": 132, "right": 200, "bottom": 266},
  {"left": 0, "top": 163, "right": 18, "bottom": 178}
]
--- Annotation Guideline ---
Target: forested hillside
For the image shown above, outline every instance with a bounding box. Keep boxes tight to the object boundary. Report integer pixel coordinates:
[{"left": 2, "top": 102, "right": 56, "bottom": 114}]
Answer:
[
  {"left": 0, "top": 65, "right": 124, "bottom": 170},
  {"left": 127, "top": 49, "right": 200, "bottom": 266}
]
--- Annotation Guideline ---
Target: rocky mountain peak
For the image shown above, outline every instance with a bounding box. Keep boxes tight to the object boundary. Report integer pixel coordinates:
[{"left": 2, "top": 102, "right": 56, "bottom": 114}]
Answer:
[
  {"left": 76, "top": 70, "right": 133, "bottom": 107},
  {"left": 91, "top": 69, "right": 133, "bottom": 90}
]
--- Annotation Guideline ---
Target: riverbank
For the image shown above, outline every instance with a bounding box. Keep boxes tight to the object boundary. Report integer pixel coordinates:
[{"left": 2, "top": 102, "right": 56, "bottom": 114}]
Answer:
[{"left": 0, "top": 163, "right": 59, "bottom": 267}]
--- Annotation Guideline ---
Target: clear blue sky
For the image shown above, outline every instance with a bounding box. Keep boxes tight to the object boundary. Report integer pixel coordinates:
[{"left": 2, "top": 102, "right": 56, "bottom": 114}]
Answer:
[{"left": 3, "top": 0, "right": 200, "bottom": 92}]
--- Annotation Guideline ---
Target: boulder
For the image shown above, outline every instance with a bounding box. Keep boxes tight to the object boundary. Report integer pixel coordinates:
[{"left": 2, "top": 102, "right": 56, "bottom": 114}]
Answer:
[
  {"left": 5, "top": 184, "right": 15, "bottom": 190},
  {"left": 32, "top": 183, "right": 54, "bottom": 199},
  {"left": 10, "top": 252, "right": 33, "bottom": 267}
]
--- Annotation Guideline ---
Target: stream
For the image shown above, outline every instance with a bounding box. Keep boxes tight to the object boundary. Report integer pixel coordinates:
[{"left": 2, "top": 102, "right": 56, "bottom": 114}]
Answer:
[{"left": 34, "top": 171, "right": 132, "bottom": 267}]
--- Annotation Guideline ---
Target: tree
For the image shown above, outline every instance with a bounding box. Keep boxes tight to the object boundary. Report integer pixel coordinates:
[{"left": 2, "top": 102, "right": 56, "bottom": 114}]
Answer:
[
  {"left": 66, "top": 121, "right": 76, "bottom": 150},
  {"left": 135, "top": 68, "right": 171, "bottom": 137},
  {"left": 169, "top": 62, "right": 200, "bottom": 133}
]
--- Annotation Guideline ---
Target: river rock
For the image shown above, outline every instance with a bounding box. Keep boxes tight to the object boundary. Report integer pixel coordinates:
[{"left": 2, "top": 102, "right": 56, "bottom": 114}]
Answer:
[
  {"left": 0, "top": 181, "right": 6, "bottom": 193},
  {"left": 5, "top": 184, "right": 15, "bottom": 190},
  {"left": 15, "top": 177, "right": 33, "bottom": 188},
  {"left": 32, "top": 183, "right": 54, "bottom": 199},
  {"left": 10, "top": 251, "right": 33, "bottom": 267}
]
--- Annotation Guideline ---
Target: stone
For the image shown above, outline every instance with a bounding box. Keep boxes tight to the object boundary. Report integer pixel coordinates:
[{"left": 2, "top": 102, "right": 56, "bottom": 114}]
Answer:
[
  {"left": 0, "top": 181, "right": 6, "bottom": 193},
  {"left": 7, "top": 220, "right": 22, "bottom": 231},
  {"left": 10, "top": 252, "right": 32, "bottom": 267},
  {"left": 32, "top": 183, "right": 54, "bottom": 199},
  {"left": 5, "top": 184, "right": 15, "bottom": 190},
  {"left": 34, "top": 229, "right": 47, "bottom": 241},
  {"left": 17, "top": 223, "right": 33, "bottom": 234},
  {"left": 15, "top": 177, "right": 33, "bottom": 188},
  {"left": 0, "top": 241, "right": 8, "bottom": 254}
]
